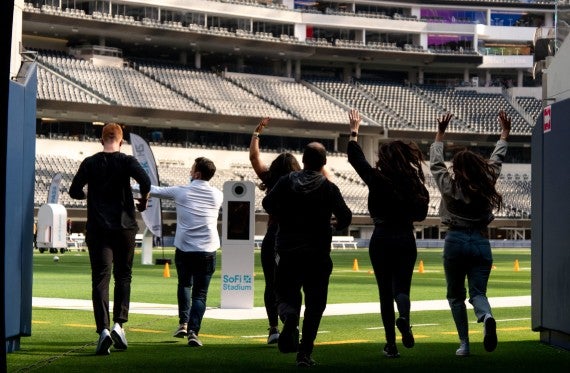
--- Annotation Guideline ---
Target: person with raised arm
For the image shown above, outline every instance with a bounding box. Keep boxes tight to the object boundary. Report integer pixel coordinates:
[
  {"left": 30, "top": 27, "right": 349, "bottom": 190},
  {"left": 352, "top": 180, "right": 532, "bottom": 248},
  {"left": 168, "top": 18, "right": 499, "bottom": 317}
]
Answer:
[
  {"left": 429, "top": 110, "right": 511, "bottom": 356},
  {"left": 347, "top": 109, "right": 429, "bottom": 358}
]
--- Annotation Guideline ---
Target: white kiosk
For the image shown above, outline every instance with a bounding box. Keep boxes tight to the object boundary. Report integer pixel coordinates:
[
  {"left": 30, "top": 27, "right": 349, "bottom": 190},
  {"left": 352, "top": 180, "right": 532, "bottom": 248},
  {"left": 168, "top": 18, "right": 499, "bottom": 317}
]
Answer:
[
  {"left": 36, "top": 203, "right": 67, "bottom": 253},
  {"left": 221, "top": 181, "right": 255, "bottom": 309}
]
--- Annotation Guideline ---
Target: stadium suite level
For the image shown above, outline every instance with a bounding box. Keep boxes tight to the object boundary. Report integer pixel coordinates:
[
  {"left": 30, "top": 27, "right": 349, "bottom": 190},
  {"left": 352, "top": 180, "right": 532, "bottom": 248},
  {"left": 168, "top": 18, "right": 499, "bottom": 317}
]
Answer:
[{"left": 21, "top": 0, "right": 536, "bottom": 241}]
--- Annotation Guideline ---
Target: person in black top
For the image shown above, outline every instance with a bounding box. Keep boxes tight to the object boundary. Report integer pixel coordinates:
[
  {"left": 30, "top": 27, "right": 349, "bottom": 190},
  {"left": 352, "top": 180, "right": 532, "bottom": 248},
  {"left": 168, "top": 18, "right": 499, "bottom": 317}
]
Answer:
[
  {"left": 262, "top": 142, "right": 352, "bottom": 367},
  {"left": 347, "top": 109, "right": 429, "bottom": 358},
  {"left": 249, "top": 117, "right": 301, "bottom": 344},
  {"left": 69, "top": 123, "right": 151, "bottom": 356}
]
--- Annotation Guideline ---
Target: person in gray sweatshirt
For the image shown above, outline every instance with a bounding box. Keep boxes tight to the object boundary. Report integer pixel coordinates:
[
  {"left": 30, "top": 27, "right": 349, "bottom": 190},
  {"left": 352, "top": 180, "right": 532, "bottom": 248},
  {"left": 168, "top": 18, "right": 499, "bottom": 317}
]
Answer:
[{"left": 430, "top": 110, "right": 511, "bottom": 357}]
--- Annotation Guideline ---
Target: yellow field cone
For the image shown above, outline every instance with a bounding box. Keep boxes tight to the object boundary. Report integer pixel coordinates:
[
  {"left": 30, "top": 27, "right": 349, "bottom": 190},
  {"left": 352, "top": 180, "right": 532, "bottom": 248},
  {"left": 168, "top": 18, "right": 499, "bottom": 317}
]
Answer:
[
  {"left": 418, "top": 260, "right": 425, "bottom": 274},
  {"left": 163, "top": 262, "right": 171, "bottom": 278},
  {"left": 352, "top": 258, "right": 359, "bottom": 271},
  {"left": 514, "top": 259, "right": 520, "bottom": 272}
]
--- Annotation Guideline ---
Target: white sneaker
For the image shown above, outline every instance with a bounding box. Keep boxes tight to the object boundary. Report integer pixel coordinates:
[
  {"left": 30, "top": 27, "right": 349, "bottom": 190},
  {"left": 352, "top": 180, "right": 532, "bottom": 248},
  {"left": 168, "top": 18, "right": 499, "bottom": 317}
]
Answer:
[
  {"left": 267, "top": 327, "right": 279, "bottom": 345},
  {"left": 96, "top": 329, "right": 112, "bottom": 355},
  {"left": 111, "top": 323, "right": 128, "bottom": 350},
  {"left": 456, "top": 339, "right": 470, "bottom": 356}
]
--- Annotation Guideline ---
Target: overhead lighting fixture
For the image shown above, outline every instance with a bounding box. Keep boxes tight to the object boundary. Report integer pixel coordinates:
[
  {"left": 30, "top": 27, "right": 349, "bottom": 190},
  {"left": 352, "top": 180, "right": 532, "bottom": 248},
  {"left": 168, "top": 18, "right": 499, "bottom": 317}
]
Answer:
[{"left": 92, "top": 121, "right": 105, "bottom": 126}]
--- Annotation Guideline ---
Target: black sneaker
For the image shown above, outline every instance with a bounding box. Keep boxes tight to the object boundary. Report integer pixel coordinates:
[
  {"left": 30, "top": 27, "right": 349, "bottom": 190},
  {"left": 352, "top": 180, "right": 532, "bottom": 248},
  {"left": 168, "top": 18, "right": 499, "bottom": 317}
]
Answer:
[
  {"left": 383, "top": 343, "right": 400, "bottom": 358},
  {"left": 296, "top": 352, "right": 316, "bottom": 367},
  {"left": 483, "top": 315, "right": 497, "bottom": 352},
  {"left": 396, "top": 317, "right": 415, "bottom": 348},
  {"left": 278, "top": 315, "right": 299, "bottom": 353},
  {"left": 173, "top": 323, "right": 188, "bottom": 338},
  {"left": 187, "top": 330, "right": 203, "bottom": 347}
]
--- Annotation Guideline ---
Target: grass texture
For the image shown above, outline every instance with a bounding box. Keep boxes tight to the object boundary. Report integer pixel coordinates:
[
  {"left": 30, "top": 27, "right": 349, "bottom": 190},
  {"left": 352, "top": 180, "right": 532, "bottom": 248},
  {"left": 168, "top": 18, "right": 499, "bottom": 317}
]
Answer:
[{"left": 8, "top": 248, "right": 570, "bottom": 372}]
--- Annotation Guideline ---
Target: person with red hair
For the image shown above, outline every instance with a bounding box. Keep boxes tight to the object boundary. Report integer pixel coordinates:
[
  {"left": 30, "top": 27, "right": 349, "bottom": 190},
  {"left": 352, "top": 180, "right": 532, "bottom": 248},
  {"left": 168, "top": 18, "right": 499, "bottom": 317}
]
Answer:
[{"left": 70, "top": 123, "right": 151, "bottom": 355}]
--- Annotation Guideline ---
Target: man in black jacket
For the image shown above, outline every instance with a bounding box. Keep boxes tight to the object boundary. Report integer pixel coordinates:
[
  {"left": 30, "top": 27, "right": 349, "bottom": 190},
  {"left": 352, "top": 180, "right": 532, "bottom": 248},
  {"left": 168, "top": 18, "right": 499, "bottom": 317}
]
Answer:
[
  {"left": 262, "top": 142, "right": 352, "bottom": 367},
  {"left": 69, "top": 123, "right": 151, "bottom": 356}
]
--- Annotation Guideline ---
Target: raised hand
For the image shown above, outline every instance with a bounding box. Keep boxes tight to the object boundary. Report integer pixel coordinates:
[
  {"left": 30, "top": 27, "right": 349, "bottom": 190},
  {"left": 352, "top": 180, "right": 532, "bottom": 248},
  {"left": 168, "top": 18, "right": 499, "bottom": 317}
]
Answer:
[
  {"left": 437, "top": 112, "right": 453, "bottom": 134},
  {"left": 348, "top": 109, "right": 361, "bottom": 133},
  {"left": 255, "top": 117, "right": 270, "bottom": 134},
  {"left": 498, "top": 110, "right": 511, "bottom": 136}
]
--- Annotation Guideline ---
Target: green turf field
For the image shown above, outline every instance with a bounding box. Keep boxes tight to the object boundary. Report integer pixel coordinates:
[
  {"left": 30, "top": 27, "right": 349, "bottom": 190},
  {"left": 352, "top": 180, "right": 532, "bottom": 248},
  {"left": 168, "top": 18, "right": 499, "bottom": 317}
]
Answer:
[
  {"left": 30, "top": 248, "right": 531, "bottom": 305},
  {"left": 8, "top": 248, "right": 570, "bottom": 372}
]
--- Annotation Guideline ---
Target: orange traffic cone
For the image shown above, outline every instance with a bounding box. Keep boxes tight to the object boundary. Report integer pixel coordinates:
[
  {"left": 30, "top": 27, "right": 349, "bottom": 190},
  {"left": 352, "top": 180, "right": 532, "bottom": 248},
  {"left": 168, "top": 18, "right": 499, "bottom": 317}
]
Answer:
[
  {"left": 418, "top": 260, "right": 425, "bottom": 274},
  {"left": 163, "top": 262, "right": 171, "bottom": 278},
  {"left": 352, "top": 258, "right": 359, "bottom": 271},
  {"left": 514, "top": 259, "right": 520, "bottom": 272}
]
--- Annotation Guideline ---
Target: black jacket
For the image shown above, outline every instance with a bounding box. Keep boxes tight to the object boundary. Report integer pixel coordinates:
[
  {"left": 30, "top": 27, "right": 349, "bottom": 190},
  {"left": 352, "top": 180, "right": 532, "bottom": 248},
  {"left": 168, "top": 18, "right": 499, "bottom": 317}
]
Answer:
[
  {"left": 262, "top": 170, "right": 352, "bottom": 253},
  {"left": 69, "top": 151, "right": 151, "bottom": 231},
  {"left": 347, "top": 141, "right": 426, "bottom": 227}
]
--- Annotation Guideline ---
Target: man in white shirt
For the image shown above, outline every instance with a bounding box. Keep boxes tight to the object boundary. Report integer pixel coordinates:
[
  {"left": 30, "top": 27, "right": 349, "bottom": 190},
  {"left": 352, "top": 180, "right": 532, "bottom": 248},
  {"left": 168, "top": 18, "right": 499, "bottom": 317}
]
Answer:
[{"left": 141, "top": 157, "right": 223, "bottom": 347}]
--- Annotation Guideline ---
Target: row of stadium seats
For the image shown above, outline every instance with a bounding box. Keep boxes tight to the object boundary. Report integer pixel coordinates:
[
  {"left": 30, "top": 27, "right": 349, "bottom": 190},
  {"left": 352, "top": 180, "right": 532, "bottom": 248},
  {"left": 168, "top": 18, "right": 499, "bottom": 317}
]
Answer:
[
  {"left": 34, "top": 48, "right": 539, "bottom": 134},
  {"left": 34, "top": 139, "right": 532, "bottom": 218}
]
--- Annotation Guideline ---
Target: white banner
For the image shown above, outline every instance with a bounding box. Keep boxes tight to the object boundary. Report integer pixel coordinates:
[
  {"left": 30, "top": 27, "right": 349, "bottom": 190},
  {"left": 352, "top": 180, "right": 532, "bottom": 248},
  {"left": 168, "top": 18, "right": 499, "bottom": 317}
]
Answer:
[
  {"left": 47, "top": 172, "right": 63, "bottom": 204},
  {"left": 129, "top": 133, "right": 162, "bottom": 238}
]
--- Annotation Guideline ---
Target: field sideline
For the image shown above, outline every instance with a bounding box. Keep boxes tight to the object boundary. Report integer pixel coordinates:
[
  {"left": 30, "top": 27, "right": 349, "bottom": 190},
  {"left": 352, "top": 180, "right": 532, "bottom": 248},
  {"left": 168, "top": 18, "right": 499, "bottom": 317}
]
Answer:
[{"left": 9, "top": 247, "right": 570, "bottom": 372}]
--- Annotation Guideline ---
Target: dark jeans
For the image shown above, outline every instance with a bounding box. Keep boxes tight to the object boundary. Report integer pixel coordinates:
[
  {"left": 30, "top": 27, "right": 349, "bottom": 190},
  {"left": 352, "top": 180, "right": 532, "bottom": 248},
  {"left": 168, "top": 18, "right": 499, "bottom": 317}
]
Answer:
[
  {"left": 369, "top": 225, "right": 417, "bottom": 344},
  {"left": 261, "top": 223, "right": 279, "bottom": 327},
  {"left": 86, "top": 227, "right": 136, "bottom": 334},
  {"left": 275, "top": 249, "right": 333, "bottom": 355},
  {"left": 443, "top": 229, "right": 493, "bottom": 340},
  {"left": 175, "top": 249, "right": 216, "bottom": 334}
]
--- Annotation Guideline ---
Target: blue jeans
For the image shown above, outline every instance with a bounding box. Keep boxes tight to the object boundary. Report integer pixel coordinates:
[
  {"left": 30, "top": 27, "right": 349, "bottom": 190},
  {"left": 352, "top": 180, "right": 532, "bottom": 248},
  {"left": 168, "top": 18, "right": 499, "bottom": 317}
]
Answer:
[
  {"left": 443, "top": 229, "right": 493, "bottom": 340},
  {"left": 175, "top": 249, "right": 216, "bottom": 334}
]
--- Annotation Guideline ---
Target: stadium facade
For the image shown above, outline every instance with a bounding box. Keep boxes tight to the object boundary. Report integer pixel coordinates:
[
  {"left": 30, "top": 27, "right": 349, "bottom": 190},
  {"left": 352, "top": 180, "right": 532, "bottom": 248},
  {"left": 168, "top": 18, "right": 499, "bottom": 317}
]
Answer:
[{"left": 16, "top": 0, "right": 555, "bottom": 241}]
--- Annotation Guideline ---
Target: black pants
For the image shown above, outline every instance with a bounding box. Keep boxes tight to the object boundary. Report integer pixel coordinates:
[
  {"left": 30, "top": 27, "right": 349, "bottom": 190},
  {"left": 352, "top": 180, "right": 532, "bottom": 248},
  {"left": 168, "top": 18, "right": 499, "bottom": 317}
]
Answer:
[
  {"left": 369, "top": 225, "right": 417, "bottom": 344},
  {"left": 86, "top": 227, "right": 136, "bottom": 334},
  {"left": 261, "top": 223, "right": 279, "bottom": 327},
  {"left": 275, "top": 249, "right": 333, "bottom": 355}
]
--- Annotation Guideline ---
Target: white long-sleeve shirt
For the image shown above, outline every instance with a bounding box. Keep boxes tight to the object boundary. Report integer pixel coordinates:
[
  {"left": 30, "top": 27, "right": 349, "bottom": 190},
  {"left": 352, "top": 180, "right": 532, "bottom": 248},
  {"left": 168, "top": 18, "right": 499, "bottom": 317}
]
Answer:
[{"left": 147, "top": 180, "right": 223, "bottom": 253}]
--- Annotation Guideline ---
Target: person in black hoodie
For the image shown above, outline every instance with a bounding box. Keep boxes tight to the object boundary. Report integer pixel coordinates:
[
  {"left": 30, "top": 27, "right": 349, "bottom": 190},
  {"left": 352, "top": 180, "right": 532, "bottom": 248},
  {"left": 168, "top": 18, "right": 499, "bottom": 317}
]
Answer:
[
  {"left": 347, "top": 109, "right": 429, "bottom": 358},
  {"left": 262, "top": 142, "right": 352, "bottom": 367}
]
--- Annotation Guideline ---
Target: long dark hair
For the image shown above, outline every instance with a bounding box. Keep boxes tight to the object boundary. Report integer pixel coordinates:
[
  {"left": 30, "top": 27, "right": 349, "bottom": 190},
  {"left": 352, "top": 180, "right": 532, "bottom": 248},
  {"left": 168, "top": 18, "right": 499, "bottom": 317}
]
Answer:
[
  {"left": 259, "top": 152, "right": 300, "bottom": 191},
  {"left": 451, "top": 150, "right": 503, "bottom": 210},
  {"left": 376, "top": 140, "right": 426, "bottom": 189}
]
